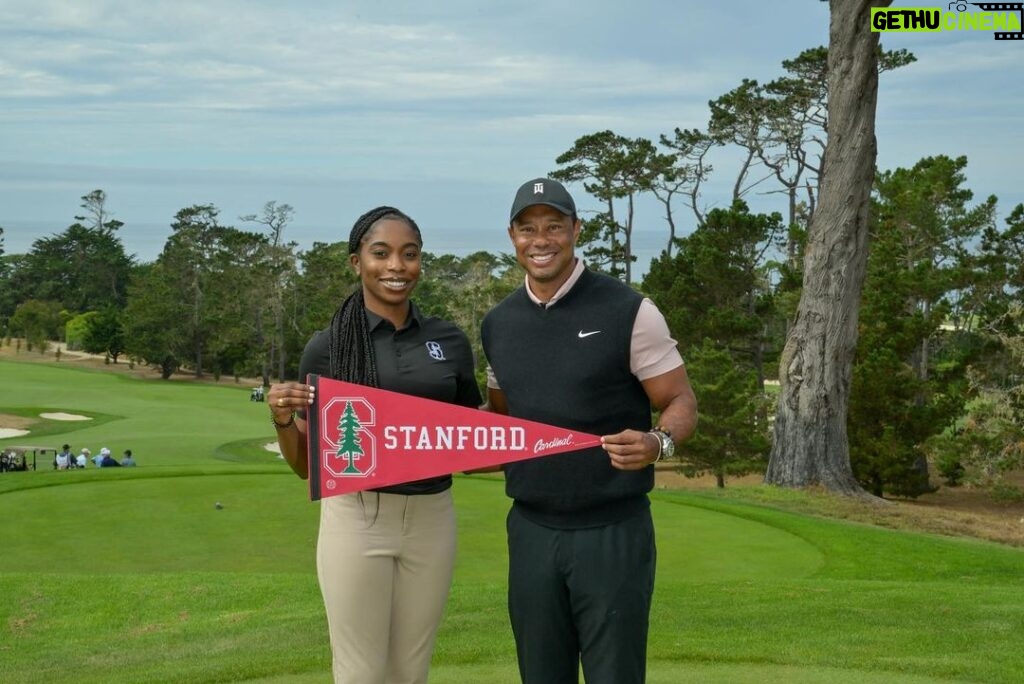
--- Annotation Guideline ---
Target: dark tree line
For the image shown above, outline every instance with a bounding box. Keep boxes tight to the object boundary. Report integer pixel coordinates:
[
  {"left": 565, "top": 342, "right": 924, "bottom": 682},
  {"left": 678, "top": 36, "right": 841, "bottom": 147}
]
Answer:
[{"left": 0, "top": 194, "right": 522, "bottom": 388}]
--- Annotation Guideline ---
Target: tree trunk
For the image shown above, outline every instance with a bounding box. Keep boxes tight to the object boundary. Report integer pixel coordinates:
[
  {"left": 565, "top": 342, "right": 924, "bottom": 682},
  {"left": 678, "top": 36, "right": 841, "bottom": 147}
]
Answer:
[
  {"left": 276, "top": 294, "right": 286, "bottom": 381},
  {"left": 624, "top": 193, "right": 634, "bottom": 284},
  {"left": 765, "top": 0, "right": 890, "bottom": 495}
]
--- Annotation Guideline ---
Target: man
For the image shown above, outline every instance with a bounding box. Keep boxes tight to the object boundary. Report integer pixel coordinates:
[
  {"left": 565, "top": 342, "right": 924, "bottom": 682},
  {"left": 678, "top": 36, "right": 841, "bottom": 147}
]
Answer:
[
  {"left": 56, "top": 444, "right": 73, "bottom": 470},
  {"left": 121, "top": 449, "right": 136, "bottom": 466},
  {"left": 98, "top": 447, "right": 120, "bottom": 468},
  {"left": 481, "top": 177, "right": 698, "bottom": 684}
]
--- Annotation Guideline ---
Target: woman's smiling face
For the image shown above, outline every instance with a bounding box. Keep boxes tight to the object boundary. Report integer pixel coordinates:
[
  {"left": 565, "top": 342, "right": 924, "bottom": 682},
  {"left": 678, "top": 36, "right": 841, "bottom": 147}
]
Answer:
[{"left": 350, "top": 217, "right": 422, "bottom": 322}]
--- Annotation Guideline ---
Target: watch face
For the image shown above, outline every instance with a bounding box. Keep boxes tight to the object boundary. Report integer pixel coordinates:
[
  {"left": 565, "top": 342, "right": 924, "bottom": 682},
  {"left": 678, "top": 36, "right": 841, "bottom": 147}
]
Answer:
[{"left": 658, "top": 431, "right": 674, "bottom": 458}]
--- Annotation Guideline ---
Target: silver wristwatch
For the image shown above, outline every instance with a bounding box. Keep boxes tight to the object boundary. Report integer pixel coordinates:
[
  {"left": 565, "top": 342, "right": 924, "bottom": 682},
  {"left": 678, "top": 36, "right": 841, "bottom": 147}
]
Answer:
[{"left": 649, "top": 428, "right": 674, "bottom": 461}]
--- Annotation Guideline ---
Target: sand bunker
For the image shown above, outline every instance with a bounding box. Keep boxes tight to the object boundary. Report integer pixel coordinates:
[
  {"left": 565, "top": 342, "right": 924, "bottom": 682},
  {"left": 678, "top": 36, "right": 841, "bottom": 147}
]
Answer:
[
  {"left": 264, "top": 441, "right": 285, "bottom": 459},
  {"left": 40, "top": 412, "right": 91, "bottom": 421},
  {"left": 0, "top": 428, "right": 30, "bottom": 439}
]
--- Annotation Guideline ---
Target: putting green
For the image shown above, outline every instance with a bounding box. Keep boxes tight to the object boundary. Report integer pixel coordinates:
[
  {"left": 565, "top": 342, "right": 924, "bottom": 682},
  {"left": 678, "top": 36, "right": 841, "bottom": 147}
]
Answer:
[{"left": 653, "top": 498, "right": 824, "bottom": 581}]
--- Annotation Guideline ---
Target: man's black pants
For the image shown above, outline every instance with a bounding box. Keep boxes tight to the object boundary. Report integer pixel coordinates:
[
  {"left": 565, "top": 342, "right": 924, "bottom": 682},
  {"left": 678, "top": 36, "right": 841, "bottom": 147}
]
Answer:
[{"left": 507, "top": 505, "right": 656, "bottom": 684}]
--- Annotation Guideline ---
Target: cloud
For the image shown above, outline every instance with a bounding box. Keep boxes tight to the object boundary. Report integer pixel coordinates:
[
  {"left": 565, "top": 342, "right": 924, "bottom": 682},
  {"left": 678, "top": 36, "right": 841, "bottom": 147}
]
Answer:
[
  {"left": 1, "top": 0, "right": 1018, "bottom": 245},
  {"left": 1, "top": 0, "right": 726, "bottom": 115},
  {"left": 0, "top": 1, "right": 729, "bottom": 186}
]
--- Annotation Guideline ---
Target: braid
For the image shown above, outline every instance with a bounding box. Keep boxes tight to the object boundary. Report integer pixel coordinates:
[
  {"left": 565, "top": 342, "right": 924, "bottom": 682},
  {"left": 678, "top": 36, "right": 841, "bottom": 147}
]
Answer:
[
  {"left": 328, "top": 290, "right": 379, "bottom": 386},
  {"left": 328, "top": 206, "right": 422, "bottom": 387}
]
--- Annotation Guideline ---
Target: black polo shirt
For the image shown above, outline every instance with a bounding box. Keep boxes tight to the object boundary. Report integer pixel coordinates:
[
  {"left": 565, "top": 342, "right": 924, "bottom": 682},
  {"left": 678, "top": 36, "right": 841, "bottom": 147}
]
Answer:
[{"left": 298, "top": 302, "right": 482, "bottom": 495}]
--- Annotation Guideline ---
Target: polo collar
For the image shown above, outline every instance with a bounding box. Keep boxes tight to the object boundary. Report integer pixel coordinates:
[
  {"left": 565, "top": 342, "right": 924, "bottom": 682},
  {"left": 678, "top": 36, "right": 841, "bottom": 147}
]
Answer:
[
  {"left": 524, "top": 258, "right": 585, "bottom": 307},
  {"left": 365, "top": 302, "right": 423, "bottom": 332}
]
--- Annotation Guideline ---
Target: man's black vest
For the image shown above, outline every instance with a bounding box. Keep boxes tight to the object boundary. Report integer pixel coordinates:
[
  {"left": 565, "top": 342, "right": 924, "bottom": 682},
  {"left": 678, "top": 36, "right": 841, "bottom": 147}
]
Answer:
[{"left": 482, "top": 268, "right": 653, "bottom": 528}]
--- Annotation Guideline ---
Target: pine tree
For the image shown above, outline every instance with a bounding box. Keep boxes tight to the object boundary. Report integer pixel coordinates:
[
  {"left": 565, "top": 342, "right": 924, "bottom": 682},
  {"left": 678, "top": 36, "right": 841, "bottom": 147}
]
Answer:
[
  {"left": 680, "top": 339, "right": 770, "bottom": 487},
  {"left": 336, "top": 402, "right": 365, "bottom": 474}
]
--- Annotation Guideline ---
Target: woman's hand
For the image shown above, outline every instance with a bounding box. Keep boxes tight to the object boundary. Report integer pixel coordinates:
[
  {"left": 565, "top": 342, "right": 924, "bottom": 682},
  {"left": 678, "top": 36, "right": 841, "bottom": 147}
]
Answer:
[
  {"left": 267, "top": 382, "right": 315, "bottom": 480},
  {"left": 268, "top": 382, "right": 315, "bottom": 424}
]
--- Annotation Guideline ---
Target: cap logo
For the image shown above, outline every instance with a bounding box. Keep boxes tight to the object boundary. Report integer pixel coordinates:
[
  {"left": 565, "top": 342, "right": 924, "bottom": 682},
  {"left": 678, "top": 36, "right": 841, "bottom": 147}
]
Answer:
[{"left": 533, "top": 182, "right": 544, "bottom": 194}]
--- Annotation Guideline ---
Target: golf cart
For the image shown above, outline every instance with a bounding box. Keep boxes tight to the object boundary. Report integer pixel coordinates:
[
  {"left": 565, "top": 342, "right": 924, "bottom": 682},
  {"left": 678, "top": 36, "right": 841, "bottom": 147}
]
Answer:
[{"left": 0, "top": 445, "right": 56, "bottom": 472}]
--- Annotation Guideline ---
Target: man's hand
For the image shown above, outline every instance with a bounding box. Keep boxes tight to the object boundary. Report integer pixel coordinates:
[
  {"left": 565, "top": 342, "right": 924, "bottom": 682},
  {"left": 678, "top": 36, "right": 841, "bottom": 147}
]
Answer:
[{"left": 601, "top": 429, "right": 660, "bottom": 471}]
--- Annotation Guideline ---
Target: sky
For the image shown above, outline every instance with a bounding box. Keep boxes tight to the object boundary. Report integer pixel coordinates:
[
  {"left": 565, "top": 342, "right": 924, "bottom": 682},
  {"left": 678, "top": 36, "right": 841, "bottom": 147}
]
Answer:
[{"left": 1, "top": 0, "right": 1022, "bottom": 268}]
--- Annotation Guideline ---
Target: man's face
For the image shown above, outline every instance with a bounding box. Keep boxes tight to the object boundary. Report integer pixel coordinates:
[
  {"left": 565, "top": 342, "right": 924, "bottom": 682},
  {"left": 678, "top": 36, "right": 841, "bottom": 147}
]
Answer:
[{"left": 508, "top": 205, "right": 580, "bottom": 291}]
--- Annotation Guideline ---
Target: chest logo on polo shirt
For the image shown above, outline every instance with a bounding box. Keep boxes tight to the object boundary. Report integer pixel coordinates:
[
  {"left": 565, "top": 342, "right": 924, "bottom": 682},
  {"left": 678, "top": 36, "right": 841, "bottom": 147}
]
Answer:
[
  {"left": 425, "top": 341, "right": 446, "bottom": 360},
  {"left": 577, "top": 330, "right": 602, "bottom": 338}
]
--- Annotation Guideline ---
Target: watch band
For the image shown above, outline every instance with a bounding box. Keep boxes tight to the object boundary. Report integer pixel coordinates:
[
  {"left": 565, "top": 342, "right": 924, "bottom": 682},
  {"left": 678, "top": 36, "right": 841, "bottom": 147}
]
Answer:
[
  {"left": 649, "top": 428, "right": 673, "bottom": 462},
  {"left": 648, "top": 430, "right": 662, "bottom": 462}
]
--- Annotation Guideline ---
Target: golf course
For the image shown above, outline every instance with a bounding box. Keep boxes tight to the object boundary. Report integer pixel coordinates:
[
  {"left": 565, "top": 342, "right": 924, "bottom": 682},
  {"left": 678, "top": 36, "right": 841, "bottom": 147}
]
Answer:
[{"left": 2, "top": 356, "right": 1023, "bottom": 683}]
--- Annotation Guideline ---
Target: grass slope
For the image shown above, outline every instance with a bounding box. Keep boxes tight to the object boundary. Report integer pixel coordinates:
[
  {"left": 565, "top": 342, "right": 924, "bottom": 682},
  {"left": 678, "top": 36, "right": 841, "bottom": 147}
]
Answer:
[
  {"left": 1, "top": 358, "right": 274, "bottom": 467},
  {"left": 3, "top": 358, "right": 1024, "bottom": 683}
]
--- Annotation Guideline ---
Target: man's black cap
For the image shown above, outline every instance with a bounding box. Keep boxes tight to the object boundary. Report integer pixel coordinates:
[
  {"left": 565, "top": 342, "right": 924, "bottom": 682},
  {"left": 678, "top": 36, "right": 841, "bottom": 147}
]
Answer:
[{"left": 509, "top": 178, "right": 576, "bottom": 222}]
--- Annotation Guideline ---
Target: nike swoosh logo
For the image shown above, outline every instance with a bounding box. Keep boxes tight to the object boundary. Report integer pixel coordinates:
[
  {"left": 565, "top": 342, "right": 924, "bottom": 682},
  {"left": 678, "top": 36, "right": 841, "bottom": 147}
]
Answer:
[{"left": 578, "top": 330, "right": 602, "bottom": 338}]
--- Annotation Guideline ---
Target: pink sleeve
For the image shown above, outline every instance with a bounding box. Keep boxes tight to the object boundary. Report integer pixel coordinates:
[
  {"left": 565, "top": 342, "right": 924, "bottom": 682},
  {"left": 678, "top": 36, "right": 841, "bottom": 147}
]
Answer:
[{"left": 631, "top": 299, "right": 683, "bottom": 381}]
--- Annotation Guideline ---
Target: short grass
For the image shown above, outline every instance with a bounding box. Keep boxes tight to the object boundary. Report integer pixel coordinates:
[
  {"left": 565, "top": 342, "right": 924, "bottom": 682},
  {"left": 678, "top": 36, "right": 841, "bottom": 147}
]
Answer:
[
  {"left": 1, "top": 358, "right": 274, "bottom": 469},
  {"left": 3, "top": 358, "right": 1024, "bottom": 683}
]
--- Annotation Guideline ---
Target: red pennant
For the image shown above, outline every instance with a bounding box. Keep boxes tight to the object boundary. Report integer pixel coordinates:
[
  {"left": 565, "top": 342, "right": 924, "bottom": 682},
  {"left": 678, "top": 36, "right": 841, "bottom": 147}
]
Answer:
[{"left": 305, "top": 374, "right": 601, "bottom": 500}]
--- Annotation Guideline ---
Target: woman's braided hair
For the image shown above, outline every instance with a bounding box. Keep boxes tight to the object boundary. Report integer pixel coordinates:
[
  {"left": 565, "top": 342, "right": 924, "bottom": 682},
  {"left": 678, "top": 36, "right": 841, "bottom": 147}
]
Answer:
[{"left": 327, "top": 206, "right": 422, "bottom": 387}]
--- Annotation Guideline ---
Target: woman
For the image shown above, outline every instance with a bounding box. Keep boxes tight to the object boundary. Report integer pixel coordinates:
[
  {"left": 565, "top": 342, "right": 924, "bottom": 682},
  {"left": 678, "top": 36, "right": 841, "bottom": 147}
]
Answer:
[{"left": 268, "top": 206, "right": 481, "bottom": 684}]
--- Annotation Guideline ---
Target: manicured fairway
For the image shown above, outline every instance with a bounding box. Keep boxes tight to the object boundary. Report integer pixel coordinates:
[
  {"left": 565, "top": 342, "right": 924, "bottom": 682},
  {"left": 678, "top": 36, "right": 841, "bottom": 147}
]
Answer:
[
  {"left": 2, "top": 358, "right": 1024, "bottom": 683},
  {"left": 0, "top": 359, "right": 274, "bottom": 468}
]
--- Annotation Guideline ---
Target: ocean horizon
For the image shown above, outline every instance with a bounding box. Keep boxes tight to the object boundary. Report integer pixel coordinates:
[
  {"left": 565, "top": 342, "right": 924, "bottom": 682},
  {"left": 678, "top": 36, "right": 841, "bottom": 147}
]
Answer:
[{"left": 1, "top": 219, "right": 673, "bottom": 279}]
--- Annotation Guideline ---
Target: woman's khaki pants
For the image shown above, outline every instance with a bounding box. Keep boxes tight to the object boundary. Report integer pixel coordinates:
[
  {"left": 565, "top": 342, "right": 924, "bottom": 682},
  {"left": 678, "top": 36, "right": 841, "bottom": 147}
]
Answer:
[{"left": 317, "top": 489, "right": 456, "bottom": 684}]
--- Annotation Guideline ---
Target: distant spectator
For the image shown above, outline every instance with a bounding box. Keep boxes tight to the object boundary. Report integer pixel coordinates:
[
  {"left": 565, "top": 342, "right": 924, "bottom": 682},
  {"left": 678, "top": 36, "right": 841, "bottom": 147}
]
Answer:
[
  {"left": 121, "top": 450, "right": 136, "bottom": 467},
  {"left": 98, "top": 447, "right": 120, "bottom": 468},
  {"left": 76, "top": 449, "right": 89, "bottom": 469},
  {"left": 56, "top": 444, "right": 73, "bottom": 470},
  {"left": 91, "top": 449, "right": 104, "bottom": 468}
]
